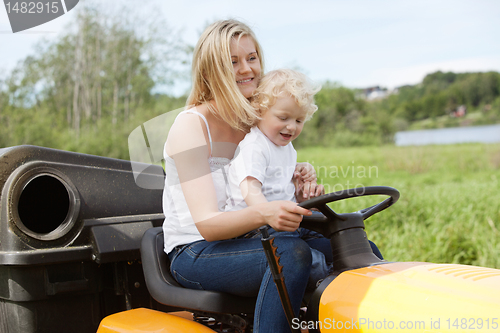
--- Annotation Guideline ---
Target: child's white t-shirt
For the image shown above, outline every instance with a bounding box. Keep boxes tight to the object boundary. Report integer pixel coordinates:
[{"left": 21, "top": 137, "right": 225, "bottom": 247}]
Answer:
[{"left": 225, "top": 126, "right": 297, "bottom": 211}]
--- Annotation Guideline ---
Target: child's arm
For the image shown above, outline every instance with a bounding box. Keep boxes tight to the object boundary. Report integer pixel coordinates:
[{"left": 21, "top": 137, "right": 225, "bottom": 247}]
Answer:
[{"left": 240, "top": 176, "right": 268, "bottom": 206}]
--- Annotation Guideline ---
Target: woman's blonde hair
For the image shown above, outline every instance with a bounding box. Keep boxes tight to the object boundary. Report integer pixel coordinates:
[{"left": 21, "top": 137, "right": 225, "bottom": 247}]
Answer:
[
  {"left": 251, "top": 69, "right": 321, "bottom": 121},
  {"left": 187, "top": 19, "right": 264, "bottom": 131}
]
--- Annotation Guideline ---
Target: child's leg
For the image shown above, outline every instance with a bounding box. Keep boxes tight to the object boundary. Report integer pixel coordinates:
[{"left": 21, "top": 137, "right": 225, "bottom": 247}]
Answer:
[
  {"left": 369, "top": 240, "right": 383, "bottom": 260},
  {"left": 263, "top": 227, "right": 331, "bottom": 290},
  {"left": 298, "top": 228, "right": 333, "bottom": 288}
]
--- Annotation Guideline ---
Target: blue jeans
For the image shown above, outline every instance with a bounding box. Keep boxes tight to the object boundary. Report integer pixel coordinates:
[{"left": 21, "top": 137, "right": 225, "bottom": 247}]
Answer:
[{"left": 168, "top": 228, "right": 382, "bottom": 333}]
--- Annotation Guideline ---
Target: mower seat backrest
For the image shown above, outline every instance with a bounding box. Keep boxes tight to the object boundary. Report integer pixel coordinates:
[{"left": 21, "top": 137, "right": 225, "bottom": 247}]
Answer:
[{"left": 140, "top": 227, "right": 257, "bottom": 315}]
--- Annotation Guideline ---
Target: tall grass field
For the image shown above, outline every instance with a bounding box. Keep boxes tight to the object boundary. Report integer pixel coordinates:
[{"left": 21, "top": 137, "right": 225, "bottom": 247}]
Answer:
[{"left": 297, "top": 143, "right": 500, "bottom": 269}]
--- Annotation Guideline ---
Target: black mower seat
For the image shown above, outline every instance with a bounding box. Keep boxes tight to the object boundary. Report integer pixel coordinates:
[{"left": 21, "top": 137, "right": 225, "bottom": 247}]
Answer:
[{"left": 140, "top": 227, "right": 257, "bottom": 315}]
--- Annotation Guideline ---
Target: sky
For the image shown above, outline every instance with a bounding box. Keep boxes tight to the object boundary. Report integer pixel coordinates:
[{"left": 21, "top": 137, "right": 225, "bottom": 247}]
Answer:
[{"left": 1, "top": 0, "right": 500, "bottom": 96}]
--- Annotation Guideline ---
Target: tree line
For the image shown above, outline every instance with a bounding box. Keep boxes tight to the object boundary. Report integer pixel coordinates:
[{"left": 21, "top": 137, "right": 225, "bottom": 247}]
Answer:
[
  {"left": 294, "top": 71, "right": 500, "bottom": 148},
  {"left": 0, "top": 3, "right": 188, "bottom": 159},
  {"left": 1, "top": 3, "right": 499, "bottom": 158}
]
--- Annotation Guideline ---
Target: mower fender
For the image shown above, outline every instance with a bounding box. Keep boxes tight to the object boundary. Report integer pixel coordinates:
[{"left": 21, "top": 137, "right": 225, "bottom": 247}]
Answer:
[
  {"left": 97, "top": 308, "right": 215, "bottom": 333},
  {"left": 317, "top": 262, "right": 500, "bottom": 332}
]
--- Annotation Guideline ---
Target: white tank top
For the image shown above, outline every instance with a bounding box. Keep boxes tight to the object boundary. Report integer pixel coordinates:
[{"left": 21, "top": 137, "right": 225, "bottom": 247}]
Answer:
[{"left": 162, "top": 110, "right": 230, "bottom": 254}]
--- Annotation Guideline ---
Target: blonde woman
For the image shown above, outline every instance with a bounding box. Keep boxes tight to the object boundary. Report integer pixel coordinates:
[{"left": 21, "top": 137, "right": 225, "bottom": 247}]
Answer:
[
  {"left": 224, "top": 68, "right": 337, "bottom": 288},
  {"left": 162, "top": 20, "right": 318, "bottom": 332}
]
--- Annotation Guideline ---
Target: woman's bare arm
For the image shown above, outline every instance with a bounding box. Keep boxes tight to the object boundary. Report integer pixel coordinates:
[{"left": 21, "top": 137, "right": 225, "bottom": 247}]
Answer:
[{"left": 165, "top": 112, "right": 311, "bottom": 241}]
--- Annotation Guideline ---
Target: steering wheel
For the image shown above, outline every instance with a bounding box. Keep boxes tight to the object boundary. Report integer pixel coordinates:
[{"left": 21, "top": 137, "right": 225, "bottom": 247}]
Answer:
[{"left": 298, "top": 186, "right": 400, "bottom": 238}]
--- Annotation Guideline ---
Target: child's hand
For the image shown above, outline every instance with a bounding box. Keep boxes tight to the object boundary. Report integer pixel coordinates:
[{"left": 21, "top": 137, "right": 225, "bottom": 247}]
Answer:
[
  {"left": 294, "top": 162, "right": 317, "bottom": 183},
  {"left": 294, "top": 178, "right": 325, "bottom": 203},
  {"left": 294, "top": 163, "right": 324, "bottom": 202},
  {"left": 295, "top": 181, "right": 325, "bottom": 203}
]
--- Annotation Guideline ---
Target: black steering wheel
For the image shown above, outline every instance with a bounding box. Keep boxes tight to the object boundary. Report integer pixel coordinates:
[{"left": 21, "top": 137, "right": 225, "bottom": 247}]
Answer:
[{"left": 298, "top": 186, "right": 400, "bottom": 238}]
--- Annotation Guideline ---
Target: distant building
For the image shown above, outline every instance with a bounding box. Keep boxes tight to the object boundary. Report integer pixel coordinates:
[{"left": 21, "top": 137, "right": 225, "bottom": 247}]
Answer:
[
  {"left": 361, "top": 86, "right": 389, "bottom": 100},
  {"left": 450, "top": 105, "right": 467, "bottom": 118}
]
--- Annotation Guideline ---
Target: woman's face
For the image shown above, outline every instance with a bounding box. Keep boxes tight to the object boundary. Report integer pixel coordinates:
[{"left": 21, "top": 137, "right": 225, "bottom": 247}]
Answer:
[{"left": 230, "top": 35, "right": 261, "bottom": 98}]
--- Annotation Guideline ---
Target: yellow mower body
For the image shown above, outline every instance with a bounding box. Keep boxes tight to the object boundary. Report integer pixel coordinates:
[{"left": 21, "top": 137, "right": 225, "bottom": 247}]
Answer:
[
  {"left": 314, "top": 262, "right": 500, "bottom": 332},
  {"left": 98, "top": 308, "right": 215, "bottom": 333}
]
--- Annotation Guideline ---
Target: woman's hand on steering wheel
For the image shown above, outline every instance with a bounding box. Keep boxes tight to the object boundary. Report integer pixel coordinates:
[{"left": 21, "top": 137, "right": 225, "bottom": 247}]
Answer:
[{"left": 258, "top": 200, "right": 312, "bottom": 232}]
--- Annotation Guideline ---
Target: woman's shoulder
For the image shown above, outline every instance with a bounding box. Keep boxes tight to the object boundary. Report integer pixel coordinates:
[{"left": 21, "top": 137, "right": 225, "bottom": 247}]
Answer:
[
  {"left": 174, "top": 105, "right": 210, "bottom": 125},
  {"left": 166, "top": 105, "right": 210, "bottom": 156},
  {"left": 171, "top": 104, "right": 212, "bottom": 131}
]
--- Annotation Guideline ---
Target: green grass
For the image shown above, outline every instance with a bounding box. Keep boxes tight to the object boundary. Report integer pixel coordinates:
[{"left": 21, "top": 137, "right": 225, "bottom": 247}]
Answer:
[{"left": 297, "top": 143, "right": 500, "bottom": 269}]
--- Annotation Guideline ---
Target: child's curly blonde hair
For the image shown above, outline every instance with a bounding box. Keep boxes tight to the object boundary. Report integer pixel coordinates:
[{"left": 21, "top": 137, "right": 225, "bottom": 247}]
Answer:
[{"left": 251, "top": 69, "right": 321, "bottom": 121}]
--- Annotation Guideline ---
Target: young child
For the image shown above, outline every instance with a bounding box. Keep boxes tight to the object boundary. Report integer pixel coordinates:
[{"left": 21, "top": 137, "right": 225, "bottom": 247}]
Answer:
[
  {"left": 225, "top": 68, "right": 323, "bottom": 211},
  {"left": 225, "top": 68, "right": 330, "bottom": 288}
]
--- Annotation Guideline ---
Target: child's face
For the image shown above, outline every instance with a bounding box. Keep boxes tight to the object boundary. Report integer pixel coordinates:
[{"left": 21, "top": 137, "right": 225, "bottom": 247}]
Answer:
[{"left": 257, "top": 95, "right": 306, "bottom": 146}]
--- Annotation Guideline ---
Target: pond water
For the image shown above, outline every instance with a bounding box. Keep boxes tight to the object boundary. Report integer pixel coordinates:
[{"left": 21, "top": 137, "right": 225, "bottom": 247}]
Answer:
[{"left": 394, "top": 124, "right": 500, "bottom": 146}]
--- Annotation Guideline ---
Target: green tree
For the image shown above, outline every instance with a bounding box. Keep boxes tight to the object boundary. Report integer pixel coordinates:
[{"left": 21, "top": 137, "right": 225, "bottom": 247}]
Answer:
[{"left": 2, "top": 2, "right": 190, "bottom": 158}]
